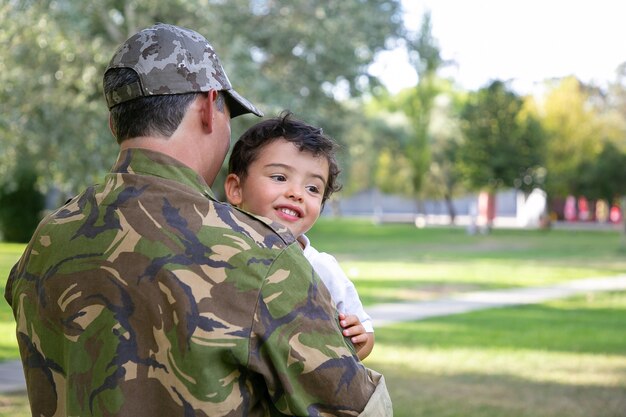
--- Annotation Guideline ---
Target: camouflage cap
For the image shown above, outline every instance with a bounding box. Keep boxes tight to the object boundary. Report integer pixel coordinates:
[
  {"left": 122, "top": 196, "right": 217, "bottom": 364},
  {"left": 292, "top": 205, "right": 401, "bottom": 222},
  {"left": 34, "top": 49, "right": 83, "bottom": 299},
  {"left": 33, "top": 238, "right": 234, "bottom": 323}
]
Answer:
[{"left": 104, "top": 23, "right": 263, "bottom": 118}]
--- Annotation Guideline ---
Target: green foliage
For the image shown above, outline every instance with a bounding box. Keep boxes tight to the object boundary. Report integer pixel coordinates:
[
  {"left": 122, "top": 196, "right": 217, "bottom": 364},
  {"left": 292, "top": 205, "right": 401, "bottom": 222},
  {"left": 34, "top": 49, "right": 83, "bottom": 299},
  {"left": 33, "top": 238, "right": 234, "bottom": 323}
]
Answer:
[
  {"left": 374, "top": 149, "right": 414, "bottom": 195},
  {"left": 366, "top": 11, "right": 452, "bottom": 202},
  {"left": 459, "top": 80, "right": 546, "bottom": 192},
  {"left": 0, "top": 165, "right": 44, "bottom": 243},
  {"left": 3, "top": 1, "right": 626, "bottom": 218},
  {"left": 0, "top": 0, "right": 404, "bottom": 195},
  {"left": 400, "top": 12, "right": 444, "bottom": 195},
  {"left": 420, "top": 83, "right": 466, "bottom": 204},
  {"left": 575, "top": 142, "right": 626, "bottom": 202},
  {"left": 342, "top": 104, "right": 413, "bottom": 195},
  {"left": 538, "top": 77, "right": 605, "bottom": 198},
  {"left": 224, "top": 1, "right": 404, "bottom": 123},
  {"left": 406, "top": 11, "right": 443, "bottom": 76},
  {"left": 0, "top": 1, "right": 118, "bottom": 194}
]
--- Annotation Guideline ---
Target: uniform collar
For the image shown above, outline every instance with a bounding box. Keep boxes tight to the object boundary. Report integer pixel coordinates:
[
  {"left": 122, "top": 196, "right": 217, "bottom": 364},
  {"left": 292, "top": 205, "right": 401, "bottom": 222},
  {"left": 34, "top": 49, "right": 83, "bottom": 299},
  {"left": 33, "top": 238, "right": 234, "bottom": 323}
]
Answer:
[{"left": 111, "top": 148, "right": 215, "bottom": 199}]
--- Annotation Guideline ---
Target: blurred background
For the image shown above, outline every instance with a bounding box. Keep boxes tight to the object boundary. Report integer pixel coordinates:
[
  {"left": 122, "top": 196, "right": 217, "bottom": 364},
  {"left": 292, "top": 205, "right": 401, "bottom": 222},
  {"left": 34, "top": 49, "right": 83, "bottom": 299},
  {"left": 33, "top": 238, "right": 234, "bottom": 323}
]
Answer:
[{"left": 1, "top": 0, "right": 625, "bottom": 242}]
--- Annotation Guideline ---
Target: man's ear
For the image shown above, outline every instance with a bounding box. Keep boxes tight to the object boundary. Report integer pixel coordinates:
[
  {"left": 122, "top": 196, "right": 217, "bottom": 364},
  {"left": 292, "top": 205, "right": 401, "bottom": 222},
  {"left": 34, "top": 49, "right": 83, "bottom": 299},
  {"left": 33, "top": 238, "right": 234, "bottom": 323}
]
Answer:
[
  {"left": 108, "top": 114, "right": 116, "bottom": 137},
  {"left": 224, "top": 173, "right": 243, "bottom": 206},
  {"left": 200, "top": 90, "right": 219, "bottom": 133}
]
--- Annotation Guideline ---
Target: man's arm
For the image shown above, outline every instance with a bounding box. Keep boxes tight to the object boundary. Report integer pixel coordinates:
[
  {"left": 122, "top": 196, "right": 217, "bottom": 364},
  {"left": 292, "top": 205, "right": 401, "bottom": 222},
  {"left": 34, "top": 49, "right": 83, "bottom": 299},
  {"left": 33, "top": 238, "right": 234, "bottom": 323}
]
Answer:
[
  {"left": 308, "top": 249, "right": 375, "bottom": 360},
  {"left": 249, "top": 244, "right": 391, "bottom": 416}
]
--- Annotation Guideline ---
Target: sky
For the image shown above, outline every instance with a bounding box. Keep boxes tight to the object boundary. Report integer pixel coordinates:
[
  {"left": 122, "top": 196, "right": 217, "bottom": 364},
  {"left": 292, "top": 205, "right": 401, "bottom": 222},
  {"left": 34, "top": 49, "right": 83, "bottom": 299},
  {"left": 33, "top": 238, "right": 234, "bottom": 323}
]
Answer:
[{"left": 371, "top": 0, "right": 626, "bottom": 94}]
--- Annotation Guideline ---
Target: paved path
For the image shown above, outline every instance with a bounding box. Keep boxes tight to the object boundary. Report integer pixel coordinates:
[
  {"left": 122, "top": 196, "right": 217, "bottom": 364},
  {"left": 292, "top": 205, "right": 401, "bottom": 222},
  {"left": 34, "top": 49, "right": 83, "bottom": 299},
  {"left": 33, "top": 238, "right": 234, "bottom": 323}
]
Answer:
[
  {"left": 0, "top": 360, "right": 24, "bottom": 394},
  {"left": 2, "top": 274, "right": 626, "bottom": 394},
  {"left": 369, "top": 274, "right": 626, "bottom": 326}
]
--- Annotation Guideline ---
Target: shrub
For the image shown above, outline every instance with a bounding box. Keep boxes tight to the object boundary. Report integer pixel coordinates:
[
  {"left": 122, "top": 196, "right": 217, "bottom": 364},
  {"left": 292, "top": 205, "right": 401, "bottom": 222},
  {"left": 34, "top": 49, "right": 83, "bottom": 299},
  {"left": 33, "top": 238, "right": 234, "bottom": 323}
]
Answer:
[{"left": 0, "top": 165, "right": 44, "bottom": 243}]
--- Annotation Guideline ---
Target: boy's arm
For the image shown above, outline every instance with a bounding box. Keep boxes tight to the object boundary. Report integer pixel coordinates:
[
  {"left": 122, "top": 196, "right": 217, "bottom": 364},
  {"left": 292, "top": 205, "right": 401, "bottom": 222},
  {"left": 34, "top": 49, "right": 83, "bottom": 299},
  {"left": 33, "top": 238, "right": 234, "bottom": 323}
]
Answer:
[
  {"left": 339, "top": 313, "right": 375, "bottom": 360},
  {"left": 306, "top": 249, "right": 375, "bottom": 360}
]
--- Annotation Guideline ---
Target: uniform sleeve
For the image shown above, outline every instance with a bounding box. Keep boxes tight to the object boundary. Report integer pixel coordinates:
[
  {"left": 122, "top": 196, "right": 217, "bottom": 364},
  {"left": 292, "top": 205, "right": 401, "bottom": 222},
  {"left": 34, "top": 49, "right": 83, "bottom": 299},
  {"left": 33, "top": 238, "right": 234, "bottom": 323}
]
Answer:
[
  {"left": 4, "top": 262, "right": 17, "bottom": 307},
  {"left": 248, "top": 243, "right": 389, "bottom": 416},
  {"left": 358, "top": 370, "right": 394, "bottom": 416},
  {"left": 312, "top": 252, "right": 374, "bottom": 333}
]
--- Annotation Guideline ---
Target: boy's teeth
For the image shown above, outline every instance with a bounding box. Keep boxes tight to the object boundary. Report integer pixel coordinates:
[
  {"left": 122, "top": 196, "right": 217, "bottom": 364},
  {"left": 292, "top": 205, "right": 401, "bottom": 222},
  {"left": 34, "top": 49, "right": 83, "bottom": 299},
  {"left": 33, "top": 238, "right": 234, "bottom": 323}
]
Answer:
[{"left": 281, "top": 208, "right": 298, "bottom": 217}]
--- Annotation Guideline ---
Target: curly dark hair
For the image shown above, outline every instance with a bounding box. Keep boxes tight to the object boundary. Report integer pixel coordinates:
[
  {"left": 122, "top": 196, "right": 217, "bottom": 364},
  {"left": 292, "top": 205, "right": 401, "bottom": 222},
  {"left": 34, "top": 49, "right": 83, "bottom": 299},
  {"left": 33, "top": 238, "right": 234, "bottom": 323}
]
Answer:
[{"left": 228, "top": 111, "right": 341, "bottom": 206}]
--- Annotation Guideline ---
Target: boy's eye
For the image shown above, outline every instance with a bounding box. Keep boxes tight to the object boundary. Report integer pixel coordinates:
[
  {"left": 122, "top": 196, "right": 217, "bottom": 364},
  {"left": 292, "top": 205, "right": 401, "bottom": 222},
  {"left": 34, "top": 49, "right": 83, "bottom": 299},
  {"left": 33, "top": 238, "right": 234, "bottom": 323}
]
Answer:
[
  {"left": 270, "top": 174, "right": 286, "bottom": 182},
  {"left": 306, "top": 185, "right": 320, "bottom": 194}
]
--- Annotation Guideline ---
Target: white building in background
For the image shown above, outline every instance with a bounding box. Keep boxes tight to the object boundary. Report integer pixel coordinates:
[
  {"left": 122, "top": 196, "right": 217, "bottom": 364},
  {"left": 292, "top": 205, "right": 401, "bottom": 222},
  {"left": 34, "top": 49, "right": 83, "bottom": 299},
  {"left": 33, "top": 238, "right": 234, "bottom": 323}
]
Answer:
[
  {"left": 516, "top": 188, "right": 548, "bottom": 228},
  {"left": 323, "top": 188, "right": 547, "bottom": 229}
]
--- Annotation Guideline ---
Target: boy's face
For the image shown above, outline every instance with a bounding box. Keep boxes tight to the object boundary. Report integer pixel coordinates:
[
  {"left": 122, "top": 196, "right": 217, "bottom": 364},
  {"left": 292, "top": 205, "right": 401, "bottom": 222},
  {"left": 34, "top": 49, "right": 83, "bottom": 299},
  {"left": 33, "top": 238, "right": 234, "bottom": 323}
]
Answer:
[{"left": 225, "top": 138, "right": 329, "bottom": 239}]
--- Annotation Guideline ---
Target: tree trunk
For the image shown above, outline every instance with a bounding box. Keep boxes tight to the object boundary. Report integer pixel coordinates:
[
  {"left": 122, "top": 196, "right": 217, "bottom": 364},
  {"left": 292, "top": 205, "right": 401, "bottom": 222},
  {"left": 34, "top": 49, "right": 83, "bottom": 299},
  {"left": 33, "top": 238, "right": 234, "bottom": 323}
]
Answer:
[{"left": 444, "top": 193, "right": 456, "bottom": 225}]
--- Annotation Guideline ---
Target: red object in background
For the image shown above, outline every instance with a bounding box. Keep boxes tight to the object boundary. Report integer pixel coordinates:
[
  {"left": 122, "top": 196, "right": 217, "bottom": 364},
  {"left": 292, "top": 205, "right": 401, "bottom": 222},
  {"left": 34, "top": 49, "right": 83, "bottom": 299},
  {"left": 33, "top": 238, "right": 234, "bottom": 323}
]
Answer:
[
  {"left": 609, "top": 205, "right": 622, "bottom": 223},
  {"left": 578, "top": 197, "right": 590, "bottom": 221},
  {"left": 478, "top": 191, "right": 495, "bottom": 225},
  {"left": 564, "top": 195, "right": 577, "bottom": 221}
]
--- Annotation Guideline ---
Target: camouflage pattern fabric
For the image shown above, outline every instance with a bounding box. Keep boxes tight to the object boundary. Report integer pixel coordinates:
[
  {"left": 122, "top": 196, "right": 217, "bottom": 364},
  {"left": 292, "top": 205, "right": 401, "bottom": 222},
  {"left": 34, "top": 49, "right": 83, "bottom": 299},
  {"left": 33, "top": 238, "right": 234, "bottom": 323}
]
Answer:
[{"left": 5, "top": 148, "right": 391, "bottom": 416}]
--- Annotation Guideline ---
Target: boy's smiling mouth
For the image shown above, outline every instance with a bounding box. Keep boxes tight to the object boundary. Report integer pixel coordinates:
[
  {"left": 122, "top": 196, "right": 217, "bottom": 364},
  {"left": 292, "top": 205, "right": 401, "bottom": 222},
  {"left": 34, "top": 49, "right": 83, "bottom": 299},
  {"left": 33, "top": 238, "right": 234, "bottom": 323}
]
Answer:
[{"left": 277, "top": 206, "right": 302, "bottom": 219}]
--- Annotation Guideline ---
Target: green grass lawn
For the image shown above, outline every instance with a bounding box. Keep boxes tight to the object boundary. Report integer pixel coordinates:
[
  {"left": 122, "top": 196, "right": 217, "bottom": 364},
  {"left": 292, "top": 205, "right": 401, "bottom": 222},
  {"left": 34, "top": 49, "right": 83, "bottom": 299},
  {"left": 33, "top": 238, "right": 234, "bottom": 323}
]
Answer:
[
  {"left": 307, "top": 219, "right": 626, "bottom": 305},
  {"left": 0, "top": 243, "right": 25, "bottom": 362},
  {"left": 365, "top": 291, "right": 626, "bottom": 417},
  {"left": 1, "top": 219, "right": 625, "bottom": 416}
]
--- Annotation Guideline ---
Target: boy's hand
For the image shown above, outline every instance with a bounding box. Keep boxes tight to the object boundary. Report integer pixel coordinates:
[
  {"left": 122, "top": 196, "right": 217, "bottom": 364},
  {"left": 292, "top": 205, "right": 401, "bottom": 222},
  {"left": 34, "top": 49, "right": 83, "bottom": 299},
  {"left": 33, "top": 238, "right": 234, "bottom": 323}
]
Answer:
[{"left": 339, "top": 313, "right": 375, "bottom": 360}]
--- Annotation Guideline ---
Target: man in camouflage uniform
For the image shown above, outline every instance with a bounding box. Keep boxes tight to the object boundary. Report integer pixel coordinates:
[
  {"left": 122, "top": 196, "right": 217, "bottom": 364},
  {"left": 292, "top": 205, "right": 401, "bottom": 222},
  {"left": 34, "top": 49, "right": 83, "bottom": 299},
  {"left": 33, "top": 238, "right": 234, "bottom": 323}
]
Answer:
[{"left": 4, "top": 23, "right": 392, "bottom": 416}]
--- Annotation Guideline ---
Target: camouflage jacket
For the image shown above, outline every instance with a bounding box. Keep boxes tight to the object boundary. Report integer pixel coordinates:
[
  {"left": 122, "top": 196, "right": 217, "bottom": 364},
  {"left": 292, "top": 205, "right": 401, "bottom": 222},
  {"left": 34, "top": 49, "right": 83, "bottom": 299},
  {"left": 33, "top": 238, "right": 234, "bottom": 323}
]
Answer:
[{"left": 5, "top": 149, "right": 392, "bottom": 417}]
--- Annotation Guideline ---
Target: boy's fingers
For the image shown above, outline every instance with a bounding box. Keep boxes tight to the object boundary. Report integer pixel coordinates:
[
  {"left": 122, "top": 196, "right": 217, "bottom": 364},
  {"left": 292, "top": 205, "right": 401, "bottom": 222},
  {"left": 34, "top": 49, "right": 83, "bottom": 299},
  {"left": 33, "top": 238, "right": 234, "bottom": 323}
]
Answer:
[{"left": 342, "top": 323, "right": 365, "bottom": 337}]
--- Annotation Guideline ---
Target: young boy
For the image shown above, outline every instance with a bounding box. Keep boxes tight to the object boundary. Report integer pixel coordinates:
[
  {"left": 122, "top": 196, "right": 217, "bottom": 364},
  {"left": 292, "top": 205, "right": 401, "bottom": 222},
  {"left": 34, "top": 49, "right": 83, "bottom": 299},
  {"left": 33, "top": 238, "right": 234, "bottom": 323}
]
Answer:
[{"left": 225, "top": 111, "right": 375, "bottom": 360}]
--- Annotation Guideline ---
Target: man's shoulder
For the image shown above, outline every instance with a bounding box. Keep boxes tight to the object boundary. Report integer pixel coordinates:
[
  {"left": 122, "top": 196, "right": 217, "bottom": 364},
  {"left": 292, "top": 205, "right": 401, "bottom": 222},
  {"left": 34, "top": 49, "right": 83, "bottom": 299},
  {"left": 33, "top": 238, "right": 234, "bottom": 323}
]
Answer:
[
  {"left": 45, "top": 179, "right": 297, "bottom": 255},
  {"left": 208, "top": 199, "right": 296, "bottom": 250}
]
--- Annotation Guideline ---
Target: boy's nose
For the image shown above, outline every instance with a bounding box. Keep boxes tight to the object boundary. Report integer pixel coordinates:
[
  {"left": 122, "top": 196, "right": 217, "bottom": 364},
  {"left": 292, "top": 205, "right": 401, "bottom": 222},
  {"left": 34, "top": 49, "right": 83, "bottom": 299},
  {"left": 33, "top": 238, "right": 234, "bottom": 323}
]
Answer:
[{"left": 288, "top": 188, "right": 303, "bottom": 202}]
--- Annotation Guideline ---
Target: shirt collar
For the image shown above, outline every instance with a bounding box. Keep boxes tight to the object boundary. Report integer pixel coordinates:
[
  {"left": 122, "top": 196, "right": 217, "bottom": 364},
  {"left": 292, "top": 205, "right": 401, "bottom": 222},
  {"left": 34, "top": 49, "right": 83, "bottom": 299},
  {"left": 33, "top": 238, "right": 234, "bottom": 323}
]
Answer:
[{"left": 111, "top": 148, "right": 215, "bottom": 199}]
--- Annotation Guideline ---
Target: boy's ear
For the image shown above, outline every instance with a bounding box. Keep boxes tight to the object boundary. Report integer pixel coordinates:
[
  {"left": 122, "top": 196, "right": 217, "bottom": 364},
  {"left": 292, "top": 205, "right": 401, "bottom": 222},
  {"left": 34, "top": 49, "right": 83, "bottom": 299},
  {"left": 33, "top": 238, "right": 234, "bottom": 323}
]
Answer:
[{"left": 224, "top": 173, "right": 243, "bottom": 206}]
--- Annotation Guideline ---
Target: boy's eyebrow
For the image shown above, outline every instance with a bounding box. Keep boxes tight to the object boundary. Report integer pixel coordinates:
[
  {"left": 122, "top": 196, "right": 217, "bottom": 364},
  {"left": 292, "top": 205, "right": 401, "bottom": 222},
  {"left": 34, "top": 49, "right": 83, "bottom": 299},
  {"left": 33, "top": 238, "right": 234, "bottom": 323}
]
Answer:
[
  {"left": 264, "top": 162, "right": 293, "bottom": 171},
  {"left": 264, "top": 163, "right": 328, "bottom": 184}
]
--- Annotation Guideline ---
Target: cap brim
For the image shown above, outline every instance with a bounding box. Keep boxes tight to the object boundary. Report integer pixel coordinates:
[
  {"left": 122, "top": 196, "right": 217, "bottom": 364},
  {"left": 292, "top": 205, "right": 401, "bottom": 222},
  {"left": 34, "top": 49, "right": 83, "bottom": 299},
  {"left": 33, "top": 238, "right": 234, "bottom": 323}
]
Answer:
[{"left": 224, "top": 89, "right": 263, "bottom": 118}]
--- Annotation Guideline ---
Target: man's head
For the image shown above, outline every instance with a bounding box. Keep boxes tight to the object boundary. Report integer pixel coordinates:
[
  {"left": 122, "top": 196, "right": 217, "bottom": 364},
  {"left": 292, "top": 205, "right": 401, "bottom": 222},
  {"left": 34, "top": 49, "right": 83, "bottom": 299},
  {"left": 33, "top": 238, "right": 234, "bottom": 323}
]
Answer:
[
  {"left": 103, "top": 23, "right": 262, "bottom": 143},
  {"left": 228, "top": 111, "right": 342, "bottom": 206}
]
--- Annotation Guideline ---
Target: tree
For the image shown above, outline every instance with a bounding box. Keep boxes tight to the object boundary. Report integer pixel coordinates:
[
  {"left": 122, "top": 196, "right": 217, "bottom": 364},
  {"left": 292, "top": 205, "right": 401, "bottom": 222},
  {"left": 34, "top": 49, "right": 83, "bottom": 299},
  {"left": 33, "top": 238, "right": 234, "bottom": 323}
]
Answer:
[
  {"left": 339, "top": 94, "right": 413, "bottom": 196},
  {"left": 401, "top": 11, "right": 445, "bottom": 206},
  {"left": 0, "top": 1, "right": 117, "bottom": 196},
  {"left": 605, "top": 62, "right": 626, "bottom": 234},
  {"left": 0, "top": 0, "right": 404, "bottom": 200},
  {"left": 459, "top": 80, "right": 546, "bottom": 226},
  {"left": 576, "top": 142, "right": 626, "bottom": 204},
  {"left": 537, "top": 76, "right": 605, "bottom": 199},
  {"left": 607, "top": 62, "right": 626, "bottom": 125},
  {"left": 420, "top": 83, "right": 466, "bottom": 223},
  {"left": 0, "top": 162, "right": 45, "bottom": 242}
]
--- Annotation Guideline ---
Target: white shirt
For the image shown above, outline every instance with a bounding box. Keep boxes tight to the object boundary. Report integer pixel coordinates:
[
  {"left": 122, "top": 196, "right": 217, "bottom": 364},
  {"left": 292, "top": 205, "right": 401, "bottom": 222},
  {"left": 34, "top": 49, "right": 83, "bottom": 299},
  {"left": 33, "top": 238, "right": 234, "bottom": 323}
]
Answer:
[{"left": 300, "top": 234, "right": 374, "bottom": 333}]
